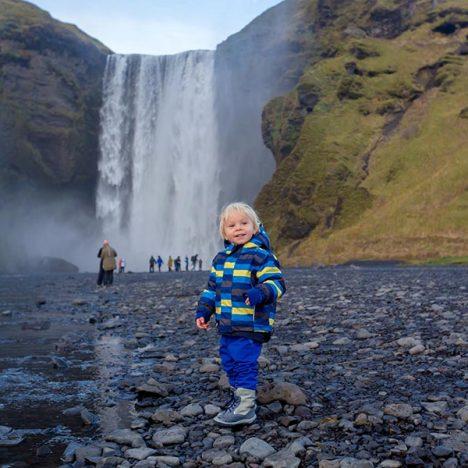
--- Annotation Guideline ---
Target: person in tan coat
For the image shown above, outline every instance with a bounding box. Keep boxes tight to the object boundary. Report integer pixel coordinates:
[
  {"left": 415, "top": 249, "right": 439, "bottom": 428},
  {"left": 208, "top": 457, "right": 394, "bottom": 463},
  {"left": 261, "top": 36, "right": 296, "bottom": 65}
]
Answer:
[{"left": 97, "top": 240, "right": 117, "bottom": 286}]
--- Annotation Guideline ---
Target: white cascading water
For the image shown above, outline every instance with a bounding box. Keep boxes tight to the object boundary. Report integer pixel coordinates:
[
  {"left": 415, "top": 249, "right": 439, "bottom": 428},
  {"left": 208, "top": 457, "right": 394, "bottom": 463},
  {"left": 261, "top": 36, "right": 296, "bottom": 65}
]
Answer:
[{"left": 97, "top": 52, "right": 221, "bottom": 270}]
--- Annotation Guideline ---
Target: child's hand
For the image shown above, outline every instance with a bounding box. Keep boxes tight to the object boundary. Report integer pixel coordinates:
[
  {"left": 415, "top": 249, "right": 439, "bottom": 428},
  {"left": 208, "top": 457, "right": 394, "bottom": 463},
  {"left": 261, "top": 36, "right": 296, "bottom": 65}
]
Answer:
[
  {"left": 244, "top": 288, "right": 264, "bottom": 306},
  {"left": 196, "top": 317, "right": 210, "bottom": 330}
]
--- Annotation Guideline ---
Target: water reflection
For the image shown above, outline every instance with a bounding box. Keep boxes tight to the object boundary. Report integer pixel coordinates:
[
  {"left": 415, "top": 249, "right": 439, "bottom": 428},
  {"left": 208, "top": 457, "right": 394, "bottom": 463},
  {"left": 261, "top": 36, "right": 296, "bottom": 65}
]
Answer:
[{"left": 93, "top": 334, "right": 134, "bottom": 434}]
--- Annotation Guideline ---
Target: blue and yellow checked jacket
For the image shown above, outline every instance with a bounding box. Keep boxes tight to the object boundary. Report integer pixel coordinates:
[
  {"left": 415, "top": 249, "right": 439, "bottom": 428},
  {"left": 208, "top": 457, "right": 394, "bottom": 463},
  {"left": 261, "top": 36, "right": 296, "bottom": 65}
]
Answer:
[{"left": 196, "top": 226, "right": 285, "bottom": 337}]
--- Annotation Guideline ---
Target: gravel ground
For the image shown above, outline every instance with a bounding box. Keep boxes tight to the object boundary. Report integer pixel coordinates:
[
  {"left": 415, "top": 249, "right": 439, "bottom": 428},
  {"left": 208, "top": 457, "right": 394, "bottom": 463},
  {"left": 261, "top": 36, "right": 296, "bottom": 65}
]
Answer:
[{"left": 0, "top": 267, "right": 466, "bottom": 467}]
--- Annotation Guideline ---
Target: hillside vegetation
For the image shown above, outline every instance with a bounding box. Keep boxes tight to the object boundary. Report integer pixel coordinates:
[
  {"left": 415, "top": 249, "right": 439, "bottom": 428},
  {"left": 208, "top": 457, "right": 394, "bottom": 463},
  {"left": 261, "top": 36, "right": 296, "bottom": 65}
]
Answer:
[
  {"left": 257, "top": 0, "right": 468, "bottom": 265},
  {"left": 0, "top": 0, "right": 110, "bottom": 196}
]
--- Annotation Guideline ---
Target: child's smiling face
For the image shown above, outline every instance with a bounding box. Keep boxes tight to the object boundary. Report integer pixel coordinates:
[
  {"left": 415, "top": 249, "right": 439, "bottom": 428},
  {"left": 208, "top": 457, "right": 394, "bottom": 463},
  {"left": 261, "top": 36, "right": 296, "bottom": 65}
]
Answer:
[{"left": 224, "top": 210, "right": 256, "bottom": 245}]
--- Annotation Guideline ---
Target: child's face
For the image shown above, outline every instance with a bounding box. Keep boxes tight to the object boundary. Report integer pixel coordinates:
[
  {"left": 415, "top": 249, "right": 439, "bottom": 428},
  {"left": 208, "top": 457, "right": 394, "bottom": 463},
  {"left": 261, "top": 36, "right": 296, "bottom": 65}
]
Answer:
[{"left": 224, "top": 211, "right": 256, "bottom": 245}]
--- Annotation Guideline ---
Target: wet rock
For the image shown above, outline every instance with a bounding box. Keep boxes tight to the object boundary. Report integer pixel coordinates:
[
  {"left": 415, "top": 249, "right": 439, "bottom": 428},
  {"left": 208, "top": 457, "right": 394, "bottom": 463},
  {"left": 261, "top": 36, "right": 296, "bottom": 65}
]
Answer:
[
  {"left": 239, "top": 437, "right": 276, "bottom": 460},
  {"left": 72, "top": 299, "right": 88, "bottom": 306},
  {"left": 319, "top": 461, "right": 340, "bottom": 468},
  {"left": 333, "top": 337, "right": 351, "bottom": 345},
  {"left": 442, "top": 458, "right": 459, "bottom": 468},
  {"left": 125, "top": 447, "right": 157, "bottom": 460},
  {"left": 432, "top": 445, "right": 453, "bottom": 457},
  {"left": 263, "top": 448, "right": 301, "bottom": 467},
  {"left": 51, "top": 356, "right": 70, "bottom": 369},
  {"left": 101, "top": 318, "right": 123, "bottom": 329},
  {"left": 456, "top": 405, "right": 468, "bottom": 422},
  {"left": 181, "top": 403, "right": 203, "bottom": 417},
  {"left": 96, "top": 456, "right": 127, "bottom": 467},
  {"left": 75, "top": 445, "right": 102, "bottom": 462},
  {"left": 62, "top": 441, "right": 83, "bottom": 462},
  {"left": 80, "top": 408, "right": 99, "bottom": 425},
  {"left": 200, "top": 363, "right": 220, "bottom": 373},
  {"left": 204, "top": 404, "right": 221, "bottom": 416},
  {"left": 152, "top": 426, "right": 187, "bottom": 446},
  {"left": 106, "top": 429, "right": 145, "bottom": 448},
  {"left": 356, "top": 329, "right": 374, "bottom": 340},
  {"left": 404, "top": 436, "right": 423, "bottom": 447},
  {"left": 133, "top": 460, "right": 156, "bottom": 468},
  {"left": 0, "top": 432, "right": 24, "bottom": 446},
  {"left": 258, "top": 381, "right": 307, "bottom": 405},
  {"left": 0, "top": 426, "right": 12, "bottom": 437},
  {"left": 213, "top": 435, "right": 235, "bottom": 449},
  {"left": 340, "top": 458, "right": 374, "bottom": 467},
  {"left": 151, "top": 408, "right": 181, "bottom": 424},
  {"left": 153, "top": 455, "right": 181, "bottom": 466},
  {"left": 404, "top": 454, "right": 425, "bottom": 466},
  {"left": 201, "top": 449, "right": 232, "bottom": 464},
  {"left": 290, "top": 341, "right": 319, "bottom": 352},
  {"left": 421, "top": 401, "right": 447, "bottom": 415},
  {"left": 21, "top": 320, "right": 50, "bottom": 330},
  {"left": 379, "top": 461, "right": 402, "bottom": 467},
  {"left": 63, "top": 405, "right": 84, "bottom": 416},
  {"left": 409, "top": 344, "right": 425, "bottom": 355},
  {"left": 397, "top": 337, "right": 420, "bottom": 347},
  {"left": 36, "top": 444, "right": 52, "bottom": 457},
  {"left": 137, "top": 380, "right": 169, "bottom": 397},
  {"left": 384, "top": 403, "right": 413, "bottom": 419}
]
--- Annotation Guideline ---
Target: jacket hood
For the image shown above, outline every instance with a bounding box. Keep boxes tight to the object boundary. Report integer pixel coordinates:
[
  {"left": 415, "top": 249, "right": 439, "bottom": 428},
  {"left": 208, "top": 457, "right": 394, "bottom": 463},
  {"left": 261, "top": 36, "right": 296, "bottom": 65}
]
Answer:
[{"left": 224, "top": 224, "right": 272, "bottom": 252}]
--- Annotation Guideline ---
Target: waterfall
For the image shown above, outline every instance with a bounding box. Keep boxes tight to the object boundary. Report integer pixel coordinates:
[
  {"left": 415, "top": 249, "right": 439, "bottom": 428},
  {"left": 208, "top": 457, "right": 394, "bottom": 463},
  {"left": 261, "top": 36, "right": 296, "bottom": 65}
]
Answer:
[{"left": 97, "top": 52, "right": 221, "bottom": 269}]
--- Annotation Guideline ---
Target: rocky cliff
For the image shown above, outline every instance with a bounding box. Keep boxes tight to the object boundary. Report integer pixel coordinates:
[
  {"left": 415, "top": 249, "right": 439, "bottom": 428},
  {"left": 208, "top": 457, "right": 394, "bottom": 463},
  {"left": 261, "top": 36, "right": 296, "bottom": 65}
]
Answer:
[
  {"left": 213, "top": 0, "right": 314, "bottom": 205},
  {"left": 256, "top": 0, "right": 468, "bottom": 264},
  {"left": 0, "top": 0, "right": 111, "bottom": 200}
]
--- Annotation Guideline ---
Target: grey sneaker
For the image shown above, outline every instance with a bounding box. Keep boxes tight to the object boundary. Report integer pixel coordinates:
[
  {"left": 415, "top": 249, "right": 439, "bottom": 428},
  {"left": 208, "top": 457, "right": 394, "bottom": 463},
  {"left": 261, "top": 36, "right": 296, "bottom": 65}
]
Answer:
[{"left": 214, "top": 388, "right": 257, "bottom": 426}]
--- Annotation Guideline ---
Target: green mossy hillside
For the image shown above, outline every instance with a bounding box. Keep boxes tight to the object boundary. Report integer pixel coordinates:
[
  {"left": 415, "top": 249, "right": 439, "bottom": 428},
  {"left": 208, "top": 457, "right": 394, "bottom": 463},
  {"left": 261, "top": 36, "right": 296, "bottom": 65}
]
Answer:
[
  {"left": 257, "top": 0, "right": 468, "bottom": 265},
  {"left": 0, "top": 0, "right": 111, "bottom": 197}
]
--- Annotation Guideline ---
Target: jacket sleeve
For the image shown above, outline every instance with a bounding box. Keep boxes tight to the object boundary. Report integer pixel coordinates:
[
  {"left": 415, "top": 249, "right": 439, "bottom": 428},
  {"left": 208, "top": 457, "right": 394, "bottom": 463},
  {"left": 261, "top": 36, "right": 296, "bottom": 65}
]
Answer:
[
  {"left": 195, "top": 257, "right": 218, "bottom": 321},
  {"left": 254, "top": 253, "right": 286, "bottom": 304}
]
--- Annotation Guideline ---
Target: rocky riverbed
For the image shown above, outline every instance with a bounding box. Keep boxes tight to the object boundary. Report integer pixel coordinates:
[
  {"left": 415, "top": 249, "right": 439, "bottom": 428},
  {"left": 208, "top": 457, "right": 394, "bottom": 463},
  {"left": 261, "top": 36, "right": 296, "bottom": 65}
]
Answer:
[{"left": 0, "top": 267, "right": 467, "bottom": 467}]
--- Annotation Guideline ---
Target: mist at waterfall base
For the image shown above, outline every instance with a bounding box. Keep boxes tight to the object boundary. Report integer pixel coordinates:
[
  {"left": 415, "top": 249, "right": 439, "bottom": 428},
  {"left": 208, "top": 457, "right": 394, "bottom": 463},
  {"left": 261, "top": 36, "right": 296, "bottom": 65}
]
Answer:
[{"left": 0, "top": 190, "right": 101, "bottom": 273}]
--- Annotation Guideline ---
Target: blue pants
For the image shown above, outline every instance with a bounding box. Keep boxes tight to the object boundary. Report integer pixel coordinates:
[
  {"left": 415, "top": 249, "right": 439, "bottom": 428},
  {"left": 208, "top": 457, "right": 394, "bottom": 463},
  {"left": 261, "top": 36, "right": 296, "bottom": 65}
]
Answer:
[{"left": 219, "top": 335, "right": 262, "bottom": 391}]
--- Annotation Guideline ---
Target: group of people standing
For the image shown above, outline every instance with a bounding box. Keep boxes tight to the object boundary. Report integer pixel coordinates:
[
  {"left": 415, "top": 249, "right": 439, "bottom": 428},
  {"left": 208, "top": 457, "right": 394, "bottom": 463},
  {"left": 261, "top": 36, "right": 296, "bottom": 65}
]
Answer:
[
  {"left": 97, "top": 242, "right": 204, "bottom": 286},
  {"left": 150, "top": 254, "right": 202, "bottom": 272}
]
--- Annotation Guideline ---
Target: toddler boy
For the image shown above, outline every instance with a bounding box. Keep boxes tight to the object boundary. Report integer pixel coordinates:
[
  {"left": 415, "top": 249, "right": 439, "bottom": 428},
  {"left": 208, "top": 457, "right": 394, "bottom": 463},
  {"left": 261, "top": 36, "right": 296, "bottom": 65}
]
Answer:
[{"left": 196, "top": 202, "right": 285, "bottom": 426}]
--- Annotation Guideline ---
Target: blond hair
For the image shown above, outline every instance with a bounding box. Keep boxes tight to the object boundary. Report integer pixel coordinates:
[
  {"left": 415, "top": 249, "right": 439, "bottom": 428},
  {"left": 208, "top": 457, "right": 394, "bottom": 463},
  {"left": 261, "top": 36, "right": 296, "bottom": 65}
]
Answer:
[{"left": 219, "top": 202, "right": 261, "bottom": 240}]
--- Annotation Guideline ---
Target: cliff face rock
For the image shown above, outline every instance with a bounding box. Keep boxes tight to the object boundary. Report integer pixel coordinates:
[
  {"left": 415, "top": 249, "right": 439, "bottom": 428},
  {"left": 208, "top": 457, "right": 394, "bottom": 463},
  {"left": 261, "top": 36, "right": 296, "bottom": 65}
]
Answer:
[
  {"left": 0, "top": 0, "right": 111, "bottom": 199},
  {"left": 213, "top": 0, "right": 316, "bottom": 205},
  {"left": 257, "top": 0, "right": 468, "bottom": 264}
]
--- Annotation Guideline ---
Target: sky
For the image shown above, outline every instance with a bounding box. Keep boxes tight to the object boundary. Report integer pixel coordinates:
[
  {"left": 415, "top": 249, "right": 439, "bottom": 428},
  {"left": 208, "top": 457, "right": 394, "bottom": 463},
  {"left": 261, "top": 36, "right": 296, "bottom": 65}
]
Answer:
[{"left": 32, "top": 0, "right": 283, "bottom": 55}]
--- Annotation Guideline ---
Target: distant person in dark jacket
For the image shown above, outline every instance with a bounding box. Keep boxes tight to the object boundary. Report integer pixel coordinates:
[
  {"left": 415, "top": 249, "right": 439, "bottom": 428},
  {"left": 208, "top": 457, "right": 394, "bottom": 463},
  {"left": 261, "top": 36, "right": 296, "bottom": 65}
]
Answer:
[
  {"left": 175, "top": 256, "right": 181, "bottom": 272},
  {"left": 185, "top": 256, "right": 189, "bottom": 271},
  {"left": 149, "top": 255, "right": 156, "bottom": 273},
  {"left": 191, "top": 254, "right": 198, "bottom": 271},
  {"left": 98, "top": 240, "right": 117, "bottom": 286},
  {"left": 196, "top": 202, "right": 285, "bottom": 427},
  {"left": 157, "top": 256, "right": 163, "bottom": 272}
]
